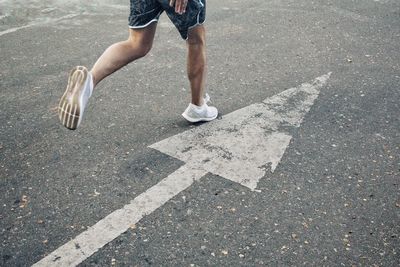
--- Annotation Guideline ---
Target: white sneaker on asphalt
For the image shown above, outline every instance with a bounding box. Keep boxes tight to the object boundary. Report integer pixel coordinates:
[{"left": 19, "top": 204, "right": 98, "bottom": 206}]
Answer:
[
  {"left": 58, "top": 66, "right": 93, "bottom": 130},
  {"left": 182, "top": 93, "right": 218, "bottom": 123}
]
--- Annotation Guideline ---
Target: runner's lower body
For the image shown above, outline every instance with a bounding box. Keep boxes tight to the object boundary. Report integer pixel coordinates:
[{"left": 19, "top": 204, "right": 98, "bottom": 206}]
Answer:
[{"left": 58, "top": 0, "right": 217, "bottom": 130}]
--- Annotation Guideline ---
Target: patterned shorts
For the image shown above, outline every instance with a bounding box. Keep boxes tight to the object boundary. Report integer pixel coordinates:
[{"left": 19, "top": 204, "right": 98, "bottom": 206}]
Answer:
[{"left": 129, "top": 0, "right": 206, "bottom": 40}]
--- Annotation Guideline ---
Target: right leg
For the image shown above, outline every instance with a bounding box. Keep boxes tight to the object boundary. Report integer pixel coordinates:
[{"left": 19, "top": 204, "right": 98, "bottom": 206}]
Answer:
[
  {"left": 58, "top": 23, "right": 157, "bottom": 130},
  {"left": 91, "top": 22, "right": 158, "bottom": 87}
]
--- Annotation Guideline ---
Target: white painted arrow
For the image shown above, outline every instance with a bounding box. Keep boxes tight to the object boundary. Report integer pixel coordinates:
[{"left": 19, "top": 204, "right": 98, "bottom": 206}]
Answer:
[
  {"left": 33, "top": 73, "right": 331, "bottom": 267},
  {"left": 151, "top": 72, "right": 331, "bottom": 190}
]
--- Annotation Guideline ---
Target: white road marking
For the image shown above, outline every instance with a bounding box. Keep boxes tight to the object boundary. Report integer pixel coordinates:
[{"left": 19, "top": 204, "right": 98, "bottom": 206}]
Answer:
[
  {"left": 0, "top": 14, "right": 78, "bottom": 37},
  {"left": 33, "top": 165, "right": 207, "bottom": 266},
  {"left": 151, "top": 72, "right": 332, "bottom": 190},
  {"left": 32, "top": 73, "right": 331, "bottom": 266}
]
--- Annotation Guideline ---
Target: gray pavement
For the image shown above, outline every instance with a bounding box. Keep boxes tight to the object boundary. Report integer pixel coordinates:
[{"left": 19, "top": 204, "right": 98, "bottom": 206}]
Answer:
[{"left": 1, "top": 0, "right": 399, "bottom": 266}]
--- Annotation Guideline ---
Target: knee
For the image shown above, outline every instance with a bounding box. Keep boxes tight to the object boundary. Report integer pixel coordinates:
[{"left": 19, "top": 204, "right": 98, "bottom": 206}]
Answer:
[
  {"left": 187, "top": 26, "right": 205, "bottom": 46},
  {"left": 133, "top": 40, "right": 153, "bottom": 58},
  {"left": 137, "top": 45, "right": 152, "bottom": 58},
  {"left": 127, "top": 36, "right": 153, "bottom": 58}
]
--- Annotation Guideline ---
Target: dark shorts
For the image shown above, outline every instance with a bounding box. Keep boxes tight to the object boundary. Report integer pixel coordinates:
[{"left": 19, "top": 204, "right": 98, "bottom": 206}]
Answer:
[{"left": 129, "top": 0, "right": 206, "bottom": 40}]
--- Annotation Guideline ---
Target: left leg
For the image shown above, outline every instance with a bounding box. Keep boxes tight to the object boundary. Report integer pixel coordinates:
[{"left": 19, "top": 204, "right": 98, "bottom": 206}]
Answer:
[
  {"left": 182, "top": 24, "right": 217, "bottom": 122},
  {"left": 186, "top": 25, "right": 206, "bottom": 106},
  {"left": 166, "top": 0, "right": 217, "bottom": 122}
]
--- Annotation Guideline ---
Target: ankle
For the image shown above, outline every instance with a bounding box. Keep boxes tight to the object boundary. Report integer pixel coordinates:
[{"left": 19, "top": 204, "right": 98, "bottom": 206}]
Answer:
[{"left": 191, "top": 99, "right": 203, "bottom": 107}]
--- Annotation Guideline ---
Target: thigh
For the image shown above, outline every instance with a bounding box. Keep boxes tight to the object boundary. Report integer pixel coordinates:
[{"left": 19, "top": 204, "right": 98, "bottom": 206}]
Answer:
[
  {"left": 129, "top": 23, "right": 157, "bottom": 43},
  {"left": 128, "top": 21, "right": 158, "bottom": 46}
]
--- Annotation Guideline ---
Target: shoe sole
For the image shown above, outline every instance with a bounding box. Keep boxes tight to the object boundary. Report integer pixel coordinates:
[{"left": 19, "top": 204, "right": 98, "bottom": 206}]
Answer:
[
  {"left": 58, "top": 66, "right": 88, "bottom": 130},
  {"left": 182, "top": 112, "right": 218, "bottom": 123}
]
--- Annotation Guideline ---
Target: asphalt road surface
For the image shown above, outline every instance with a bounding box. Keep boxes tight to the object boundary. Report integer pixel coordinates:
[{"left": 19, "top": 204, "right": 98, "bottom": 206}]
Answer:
[{"left": 1, "top": 0, "right": 399, "bottom": 266}]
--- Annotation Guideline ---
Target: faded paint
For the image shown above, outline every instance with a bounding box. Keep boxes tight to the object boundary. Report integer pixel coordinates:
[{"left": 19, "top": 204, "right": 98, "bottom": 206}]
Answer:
[{"left": 151, "top": 72, "right": 332, "bottom": 190}]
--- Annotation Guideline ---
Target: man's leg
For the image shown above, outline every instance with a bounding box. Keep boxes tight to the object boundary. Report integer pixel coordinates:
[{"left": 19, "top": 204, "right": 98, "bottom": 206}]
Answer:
[
  {"left": 186, "top": 25, "right": 206, "bottom": 106},
  {"left": 91, "top": 23, "right": 158, "bottom": 87},
  {"left": 58, "top": 23, "right": 157, "bottom": 130},
  {"left": 181, "top": 24, "right": 217, "bottom": 122}
]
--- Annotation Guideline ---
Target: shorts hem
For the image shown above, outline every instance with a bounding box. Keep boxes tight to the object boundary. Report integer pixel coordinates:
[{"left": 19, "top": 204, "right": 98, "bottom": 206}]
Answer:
[
  {"left": 188, "top": 19, "right": 206, "bottom": 30},
  {"left": 185, "top": 11, "right": 206, "bottom": 40},
  {"left": 188, "top": 4, "right": 206, "bottom": 31},
  {"left": 129, "top": 18, "right": 159, "bottom": 29}
]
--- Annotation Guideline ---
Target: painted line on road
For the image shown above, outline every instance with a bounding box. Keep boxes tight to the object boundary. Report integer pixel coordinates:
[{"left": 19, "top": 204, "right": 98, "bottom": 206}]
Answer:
[
  {"left": 33, "top": 165, "right": 206, "bottom": 266},
  {"left": 33, "top": 73, "right": 331, "bottom": 266},
  {"left": 0, "top": 14, "right": 78, "bottom": 37},
  {"left": 151, "top": 73, "right": 331, "bottom": 190}
]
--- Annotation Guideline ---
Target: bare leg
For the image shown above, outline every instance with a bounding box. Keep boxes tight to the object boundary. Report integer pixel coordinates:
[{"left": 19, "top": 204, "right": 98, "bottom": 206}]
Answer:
[
  {"left": 187, "top": 25, "right": 206, "bottom": 106},
  {"left": 91, "top": 23, "right": 158, "bottom": 87}
]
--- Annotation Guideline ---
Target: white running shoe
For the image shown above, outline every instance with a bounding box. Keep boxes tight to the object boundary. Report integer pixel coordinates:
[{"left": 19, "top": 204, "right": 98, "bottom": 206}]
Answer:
[
  {"left": 58, "top": 66, "right": 93, "bottom": 130},
  {"left": 182, "top": 93, "right": 218, "bottom": 123}
]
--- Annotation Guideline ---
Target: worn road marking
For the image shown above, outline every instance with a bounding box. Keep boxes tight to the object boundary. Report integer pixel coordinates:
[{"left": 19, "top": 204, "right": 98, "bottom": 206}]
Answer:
[
  {"left": 33, "top": 165, "right": 206, "bottom": 266},
  {"left": 33, "top": 73, "right": 331, "bottom": 266},
  {"left": 151, "top": 73, "right": 331, "bottom": 190},
  {"left": 0, "top": 14, "right": 78, "bottom": 37}
]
